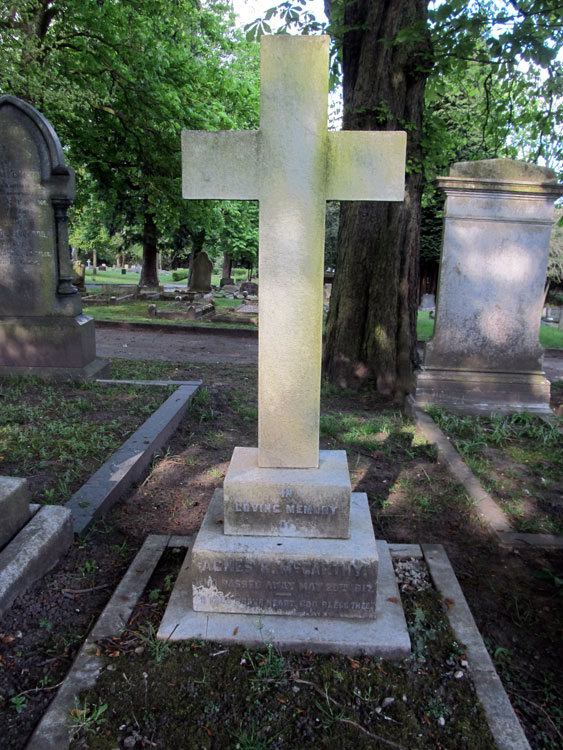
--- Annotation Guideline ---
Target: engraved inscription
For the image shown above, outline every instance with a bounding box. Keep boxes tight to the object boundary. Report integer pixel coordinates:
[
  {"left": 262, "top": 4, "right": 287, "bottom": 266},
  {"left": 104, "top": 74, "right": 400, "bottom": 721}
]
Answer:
[{"left": 234, "top": 502, "right": 338, "bottom": 516}]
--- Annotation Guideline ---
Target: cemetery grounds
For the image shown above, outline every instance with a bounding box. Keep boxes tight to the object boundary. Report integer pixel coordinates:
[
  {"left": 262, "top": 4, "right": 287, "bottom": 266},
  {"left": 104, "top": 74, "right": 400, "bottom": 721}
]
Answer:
[{"left": 0, "top": 354, "right": 562, "bottom": 749}]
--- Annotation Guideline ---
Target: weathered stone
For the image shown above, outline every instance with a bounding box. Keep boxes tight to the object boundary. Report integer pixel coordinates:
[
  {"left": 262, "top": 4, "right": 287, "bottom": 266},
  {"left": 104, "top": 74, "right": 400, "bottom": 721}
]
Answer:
[
  {"left": 188, "top": 251, "right": 213, "bottom": 292},
  {"left": 0, "top": 96, "right": 108, "bottom": 380},
  {"left": 182, "top": 35, "right": 406, "bottom": 468},
  {"left": 223, "top": 448, "right": 351, "bottom": 538},
  {"left": 416, "top": 159, "right": 563, "bottom": 415},
  {"left": 419, "top": 293, "right": 435, "bottom": 310},
  {"left": 192, "top": 490, "right": 378, "bottom": 619},
  {"left": 0, "top": 476, "right": 30, "bottom": 550},
  {"left": 219, "top": 277, "right": 235, "bottom": 288}
]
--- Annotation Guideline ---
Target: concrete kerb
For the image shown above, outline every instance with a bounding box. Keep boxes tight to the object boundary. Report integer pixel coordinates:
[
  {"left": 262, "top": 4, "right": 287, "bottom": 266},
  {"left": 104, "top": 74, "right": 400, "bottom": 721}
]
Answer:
[
  {"left": 25, "top": 537, "right": 527, "bottom": 750},
  {"left": 66, "top": 381, "right": 201, "bottom": 535},
  {"left": 410, "top": 402, "right": 563, "bottom": 549},
  {"left": 25, "top": 534, "right": 178, "bottom": 750},
  {"left": 0, "top": 505, "right": 73, "bottom": 619},
  {"left": 422, "top": 544, "right": 532, "bottom": 750}
]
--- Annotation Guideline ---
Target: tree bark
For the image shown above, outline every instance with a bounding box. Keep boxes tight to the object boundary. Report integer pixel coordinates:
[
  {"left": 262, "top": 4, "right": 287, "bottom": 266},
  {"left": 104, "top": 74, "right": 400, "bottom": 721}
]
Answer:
[
  {"left": 139, "top": 211, "right": 159, "bottom": 288},
  {"left": 324, "top": 0, "right": 432, "bottom": 398}
]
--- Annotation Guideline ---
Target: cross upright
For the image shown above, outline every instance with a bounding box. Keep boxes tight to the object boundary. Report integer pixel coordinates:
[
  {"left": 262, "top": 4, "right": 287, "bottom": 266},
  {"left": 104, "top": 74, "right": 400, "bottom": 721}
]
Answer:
[{"left": 182, "top": 35, "right": 406, "bottom": 470}]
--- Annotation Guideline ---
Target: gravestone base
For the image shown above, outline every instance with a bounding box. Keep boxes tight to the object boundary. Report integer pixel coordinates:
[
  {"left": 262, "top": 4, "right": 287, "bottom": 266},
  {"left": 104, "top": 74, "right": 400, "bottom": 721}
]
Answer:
[
  {"left": 0, "top": 476, "right": 31, "bottom": 551},
  {"left": 414, "top": 367, "right": 552, "bottom": 415},
  {"left": 223, "top": 447, "right": 351, "bottom": 538},
  {"left": 159, "top": 493, "right": 409, "bottom": 656},
  {"left": 191, "top": 490, "right": 376, "bottom": 619},
  {"left": 0, "top": 314, "right": 109, "bottom": 380}
]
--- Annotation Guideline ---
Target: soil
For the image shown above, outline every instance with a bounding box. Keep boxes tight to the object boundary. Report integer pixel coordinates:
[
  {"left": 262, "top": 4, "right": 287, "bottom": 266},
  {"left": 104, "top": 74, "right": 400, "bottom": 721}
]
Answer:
[{"left": 0, "top": 330, "right": 562, "bottom": 749}]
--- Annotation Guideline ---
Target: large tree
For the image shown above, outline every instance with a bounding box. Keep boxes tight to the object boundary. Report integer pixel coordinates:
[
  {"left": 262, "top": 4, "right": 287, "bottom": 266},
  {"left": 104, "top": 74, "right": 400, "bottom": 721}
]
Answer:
[
  {"left": 1, "top": 0, "right": 260, "bottom": 287},
  {"left": 249, "top": 0, "right": 563, "bottom": 397}
]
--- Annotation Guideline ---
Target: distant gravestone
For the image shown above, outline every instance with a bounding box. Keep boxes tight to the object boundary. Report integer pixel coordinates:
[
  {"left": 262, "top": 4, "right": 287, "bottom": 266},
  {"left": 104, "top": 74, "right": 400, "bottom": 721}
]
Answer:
[
  {"left": 419, "top": 293, "right": 435, "bottom": 310},
  {"left": 188, "top": 251, "right": 213, "bottom": 292},
  {"left": 219, "top": 276, "right": 235, "bottom": 288},
  {"left": 415, "top": 159, "right": 563, "bottom": 415},
  {"left": 239, "top": 281, "right": 258, "bottom": 296},
  {"left": 0, "top": 96, "right": 108, "bottom": 379}
]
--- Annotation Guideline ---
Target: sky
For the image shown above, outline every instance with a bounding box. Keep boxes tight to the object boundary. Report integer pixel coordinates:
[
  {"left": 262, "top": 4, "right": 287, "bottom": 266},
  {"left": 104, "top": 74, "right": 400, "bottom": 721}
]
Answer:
[{"left": 231, "top": 0, "right": 328, "bottom": 30}]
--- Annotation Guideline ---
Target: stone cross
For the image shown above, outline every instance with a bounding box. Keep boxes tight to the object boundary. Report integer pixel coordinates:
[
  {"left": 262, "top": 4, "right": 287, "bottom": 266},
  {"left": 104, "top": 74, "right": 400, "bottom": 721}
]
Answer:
[{"left": 182, "top": 36, "right": 405, "bottom": 469}]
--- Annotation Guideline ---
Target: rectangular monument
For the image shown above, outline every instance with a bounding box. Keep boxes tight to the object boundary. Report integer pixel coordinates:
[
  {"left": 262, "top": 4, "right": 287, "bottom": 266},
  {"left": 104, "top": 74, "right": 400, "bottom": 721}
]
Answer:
[
  {"left": 159, "top": 36, "right": 409, "bottom": 654},
  {"left": 0, "top": 96, "right": 108, "bottom": 380},
  {"left": 415, "top": 159, "right": 563, "bottom": 415}
]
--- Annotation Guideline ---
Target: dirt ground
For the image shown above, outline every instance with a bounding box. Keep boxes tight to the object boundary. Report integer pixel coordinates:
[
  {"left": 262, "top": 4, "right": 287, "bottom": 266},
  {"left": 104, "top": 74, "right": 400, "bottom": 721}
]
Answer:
[{"left": 1, "top": 330, "right": 562, "bottom": 749}]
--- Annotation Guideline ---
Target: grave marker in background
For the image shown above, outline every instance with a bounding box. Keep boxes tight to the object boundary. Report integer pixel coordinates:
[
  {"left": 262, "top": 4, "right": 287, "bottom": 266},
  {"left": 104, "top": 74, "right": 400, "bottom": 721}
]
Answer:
[
  {"left": 0, "top": 96, "right": 108, "bottom": 379},
  {"left": 415, "top": 159, "right": 563, "bottom": 414}
]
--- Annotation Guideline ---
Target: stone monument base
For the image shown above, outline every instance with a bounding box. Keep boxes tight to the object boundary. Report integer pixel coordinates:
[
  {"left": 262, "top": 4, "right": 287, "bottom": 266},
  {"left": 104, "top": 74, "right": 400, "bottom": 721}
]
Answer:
[
  {"left": 0, "top": 314, "right": 109, "bottom": 380},
  {"left": 413, "top": 367, "right": 552, "bottom": 415},
  {"left": 223, "top": 447, "right": 351, "bottom": 538},
  {"left": 158, "top": 497, "right": 409, "bottom": 656}
]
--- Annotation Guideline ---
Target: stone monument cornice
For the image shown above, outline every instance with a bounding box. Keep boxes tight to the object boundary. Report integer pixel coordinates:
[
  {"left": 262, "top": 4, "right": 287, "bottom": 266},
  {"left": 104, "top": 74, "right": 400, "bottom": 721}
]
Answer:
[{"left": 434, "top": 175, "right": 563, "bottom": 199}]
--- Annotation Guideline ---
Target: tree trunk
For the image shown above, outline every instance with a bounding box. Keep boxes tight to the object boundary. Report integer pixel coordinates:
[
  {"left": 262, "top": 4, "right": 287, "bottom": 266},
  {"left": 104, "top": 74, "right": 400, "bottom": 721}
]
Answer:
[
  {"left": 222, "top": 252, "right": 233, "bottom": 278},
  {"left": 139, "top": 212, "right": 159, "bottom": 288},
  {"left": 187, "top": 229, "right": 206, "bottom": 288},
  {"left": 324, "top": 0, "right": 432, "bottom": 398}
]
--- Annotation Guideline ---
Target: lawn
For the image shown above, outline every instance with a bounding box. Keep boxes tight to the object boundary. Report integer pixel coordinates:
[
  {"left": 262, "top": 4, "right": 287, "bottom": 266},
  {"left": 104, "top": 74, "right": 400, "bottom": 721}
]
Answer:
[
  {"left": 416, "top": 310, "right": 563, "bottom": 348},
  {"left": 1, "top": 360, "right": 562, "bottom": 749}
]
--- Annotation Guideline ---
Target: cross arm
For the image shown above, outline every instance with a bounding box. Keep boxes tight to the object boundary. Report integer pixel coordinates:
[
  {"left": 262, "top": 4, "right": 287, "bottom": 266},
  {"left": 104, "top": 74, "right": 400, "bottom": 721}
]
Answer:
[
  {"left": 182, "top": 130, "right": 260, "bottom": 200},
  {"left": 326, "top": 131, "right": 407, "bottom": 201}
]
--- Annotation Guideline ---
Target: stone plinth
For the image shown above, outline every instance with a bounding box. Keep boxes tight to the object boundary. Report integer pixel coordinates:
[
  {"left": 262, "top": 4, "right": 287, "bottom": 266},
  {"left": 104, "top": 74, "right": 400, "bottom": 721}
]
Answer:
[
  {"left": 192, "top": 490, "right": 377, "bottom": 619},
  {"left": 0, "top": 476, "right": 30, "bottom": 550},
  {"left": 0, "top": 96, "right": 108, "bottom": 380},
  {"left": 223, "top": 448, "right": 351, "bottom": 538},
  {"left": 415, "top": 159, "right": 563, "bottom": 415}
]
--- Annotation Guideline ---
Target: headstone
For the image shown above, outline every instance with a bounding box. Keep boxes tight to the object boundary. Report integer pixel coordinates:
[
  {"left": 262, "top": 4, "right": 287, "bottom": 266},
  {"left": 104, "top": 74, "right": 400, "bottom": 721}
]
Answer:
[
  {"left": 419, "top": 293, "right": 435, "bottom": 310},
  {"left": 219, "top": 276, "right": 235, "bottom": 288},
  {"left": 71, "top": 261, "right": 86, "bottom": 292},
  {"left": 188, "top": 251, "right": 213, "bottom": 292},
  {"left": 239, "top": 281, "right": 258, "bottom": 296},
  {"left": 0, "top": 96, "right": 108, "bottom": 379},
  {"left": 159, "top": 36, "right": 407, "bottom": 652},
  {"left": 414, "top": 159, "right": 563, "bottom": 415}
]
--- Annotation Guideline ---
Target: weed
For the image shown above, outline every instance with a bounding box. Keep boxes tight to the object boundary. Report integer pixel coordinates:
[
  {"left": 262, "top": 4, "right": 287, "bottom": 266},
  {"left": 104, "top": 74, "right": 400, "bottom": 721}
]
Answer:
[
  {"left": 314, "top": 684, "right": 346, "bottom": 729},
  {"left": 244, "top": 642, "right": 286, "bottom": 691},
  {"left": 532, "top": 568, "right": 563, "bottom": 596},
  {"left": 78, "top": 560, "right": 98, "bottom": 578},
  {"left": 10, "top": 695, "right": 27, "bottom": 714},
  {"left": 136, "top": 622, "right": 173, "bottom": 663},
  {"left": 68, "top": 698, "right": 108, "bottom": 738},
  {"left": 39, "top": 618, "right": 53, "bottom": 631}
]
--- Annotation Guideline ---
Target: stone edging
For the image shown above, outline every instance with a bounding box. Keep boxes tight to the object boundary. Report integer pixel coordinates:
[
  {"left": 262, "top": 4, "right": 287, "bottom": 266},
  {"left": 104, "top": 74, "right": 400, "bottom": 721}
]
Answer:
[
  {"left": 26, "top": 538, "right": 528, "bottom": 750},
  {"left": 95, "top": 319, "right": 258, "bottom": 338},
  {"left": 410, "top": 403, "right": 563, "bottom": 549},
  {"left": 66, "top": 382, "right": 201, "bottom": 535}
]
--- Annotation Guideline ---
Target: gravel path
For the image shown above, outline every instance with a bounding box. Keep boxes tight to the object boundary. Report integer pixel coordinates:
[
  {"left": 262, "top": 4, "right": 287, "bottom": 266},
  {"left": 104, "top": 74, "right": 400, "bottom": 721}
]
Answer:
[{"left": 95, "top": 323, "right": 563, "bottom": 382}]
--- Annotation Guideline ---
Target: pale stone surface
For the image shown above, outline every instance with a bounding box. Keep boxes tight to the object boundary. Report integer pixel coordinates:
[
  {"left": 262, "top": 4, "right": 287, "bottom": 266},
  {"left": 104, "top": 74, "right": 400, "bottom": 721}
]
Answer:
[
  {"left": 0, "top": 95, "right": 107, "bottom": 379},
  {"left": 0, "top": 476, "right": 30, "bottom": 550},
  {"left": 417, "top": 158, "right": 563, "bottom": 414},
  {"left": 192, "top": 490, "right": 378, "bottom": 619},
  {"left": 158, "top": 539, "right": 410, "bottom": 657},
  {"left": 223, "top": 447, "right": 351, "bottom": 538},
  {"left": 182, "top": 36, "right": 405, "bottom": 468}
]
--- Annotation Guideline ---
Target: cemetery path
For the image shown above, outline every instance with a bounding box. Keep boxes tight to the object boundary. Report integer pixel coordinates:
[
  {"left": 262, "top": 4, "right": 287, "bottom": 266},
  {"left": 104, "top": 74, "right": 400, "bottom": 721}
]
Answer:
[
  {"left": 95, "top": 324, "right": 257, "bottom": 364},
  {"left": 95, "top": 323, "right": 563, "bottom": 383}
]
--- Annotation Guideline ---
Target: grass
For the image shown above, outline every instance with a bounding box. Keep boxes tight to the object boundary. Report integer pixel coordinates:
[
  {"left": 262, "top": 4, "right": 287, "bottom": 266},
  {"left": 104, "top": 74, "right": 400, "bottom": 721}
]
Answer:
[
  {"left": 427, "top": 408, "right": 563, "bottom": 534},
  {"left": 0, "top": 376, "right": 175, "bottom": 505},
  {"left": 85, "top": 266, "right": 253, "bottom": 288},
  {"left": 83, "top": 297, "right": 250, "bottom": 329},
  {"left": 416, "top": 311, "right": 563, "bottom": 349},
  {"left": 70, "top": 579, "right": 495, "bottom": 749}
]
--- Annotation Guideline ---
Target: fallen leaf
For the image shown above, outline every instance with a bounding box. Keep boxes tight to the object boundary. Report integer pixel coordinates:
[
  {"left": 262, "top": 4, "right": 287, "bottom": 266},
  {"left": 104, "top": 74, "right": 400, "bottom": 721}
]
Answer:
[
  {"left": 233, "top": 626, "right": 239, "bottom": 636},
  {"left": 349, "top": 658, "right": 360, "bottom": 669},
  {"left": 387, "top": 597, "right": 399, "bottom": 603},
  {"left": 445, "top": 598, "right": 455, "bottom": 610}
]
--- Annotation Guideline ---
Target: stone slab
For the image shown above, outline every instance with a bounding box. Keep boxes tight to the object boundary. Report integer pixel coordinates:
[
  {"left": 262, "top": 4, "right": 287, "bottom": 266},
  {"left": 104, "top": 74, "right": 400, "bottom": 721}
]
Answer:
[
  {"left": 0, "top": 476, "right": 31, "bottom": 550},
  {"left": 66, "top": 383, "right": 201, "bottom": 534},
  {"left": 191, "top": 490, "right": 377, "bottom": 619},
  {"left": 159, "top": 538, "right": 409, "bottom": 657},
  {"left": 0, "top": 505, "right": 73, "bottom": 618},
  {"left": 223, "top": 447, "right": 351, "bottom": 538},
  {"left": 26, "top": 535, "right": 170, "bottom": 750},
  {"left": 414, "top": 368, "right": 552, "bottom": 416},
  {"left": 423, "top": 544, "right": 531, "bottom": 750}
]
